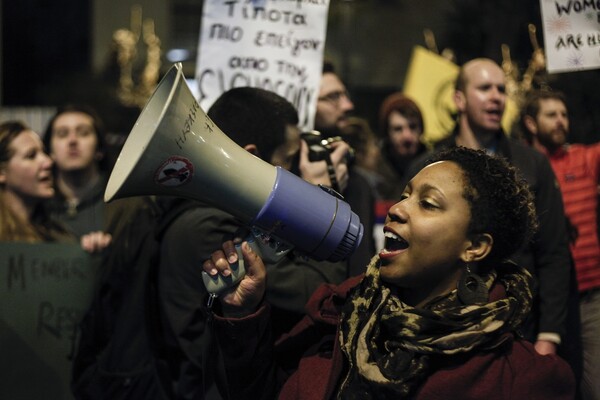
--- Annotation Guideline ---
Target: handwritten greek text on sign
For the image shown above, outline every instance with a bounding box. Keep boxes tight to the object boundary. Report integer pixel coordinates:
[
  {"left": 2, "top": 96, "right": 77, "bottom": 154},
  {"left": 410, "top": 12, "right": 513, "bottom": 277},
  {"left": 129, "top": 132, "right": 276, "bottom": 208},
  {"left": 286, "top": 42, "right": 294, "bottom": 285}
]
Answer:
[
  {"left": 540, "top": 0, "right": 600, "bottom": 73},
  {"left": 195, "top": 0, "right": 330, "bottom": 130}
]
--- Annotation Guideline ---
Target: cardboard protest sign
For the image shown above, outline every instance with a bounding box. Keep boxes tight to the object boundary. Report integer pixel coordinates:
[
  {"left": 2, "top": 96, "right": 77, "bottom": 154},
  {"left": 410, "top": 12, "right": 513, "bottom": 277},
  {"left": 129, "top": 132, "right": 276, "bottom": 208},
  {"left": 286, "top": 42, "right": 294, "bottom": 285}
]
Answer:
[
  {"left": 195, "top": 0, "right": 330, "bottom": 130},
  {"left": 540, "top": 0, "right": 600, "bottom": 73},
  {"left": 0, "top": 243, "right": 99, "bottom": 400}
]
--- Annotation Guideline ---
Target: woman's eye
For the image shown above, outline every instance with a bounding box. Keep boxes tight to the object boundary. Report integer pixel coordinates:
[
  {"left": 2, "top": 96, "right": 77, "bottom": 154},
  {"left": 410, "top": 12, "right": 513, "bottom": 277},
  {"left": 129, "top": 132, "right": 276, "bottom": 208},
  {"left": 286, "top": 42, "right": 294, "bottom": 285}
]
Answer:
[{"left": 420, "top": 200, "right": 437, "bottom": 209}]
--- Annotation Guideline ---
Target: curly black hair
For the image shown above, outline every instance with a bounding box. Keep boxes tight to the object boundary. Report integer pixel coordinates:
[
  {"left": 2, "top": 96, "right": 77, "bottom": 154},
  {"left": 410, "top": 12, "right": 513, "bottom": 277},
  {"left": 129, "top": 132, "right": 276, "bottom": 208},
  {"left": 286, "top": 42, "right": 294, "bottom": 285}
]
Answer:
[{"left": 426, "top": 147, "right": 538, "bottom": 264}]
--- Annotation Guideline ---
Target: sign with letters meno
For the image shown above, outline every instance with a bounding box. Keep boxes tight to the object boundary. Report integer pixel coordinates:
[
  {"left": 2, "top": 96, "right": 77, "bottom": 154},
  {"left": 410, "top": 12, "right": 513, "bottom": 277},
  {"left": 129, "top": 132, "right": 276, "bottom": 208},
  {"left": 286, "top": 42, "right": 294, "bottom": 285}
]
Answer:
[
  {"left": 195, "top": 0, "right": 330, "bottom": 131},
  {"left": 0, "top": 242, "right": 99, "bottom": 400}
]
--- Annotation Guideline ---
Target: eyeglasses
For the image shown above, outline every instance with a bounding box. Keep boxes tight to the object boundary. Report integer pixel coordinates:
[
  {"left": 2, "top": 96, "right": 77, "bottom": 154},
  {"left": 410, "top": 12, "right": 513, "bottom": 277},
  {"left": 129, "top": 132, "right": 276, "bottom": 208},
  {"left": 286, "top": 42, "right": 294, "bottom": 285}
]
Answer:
[{"left": 318, "top": 90, "right": 351, "bottom": 105}]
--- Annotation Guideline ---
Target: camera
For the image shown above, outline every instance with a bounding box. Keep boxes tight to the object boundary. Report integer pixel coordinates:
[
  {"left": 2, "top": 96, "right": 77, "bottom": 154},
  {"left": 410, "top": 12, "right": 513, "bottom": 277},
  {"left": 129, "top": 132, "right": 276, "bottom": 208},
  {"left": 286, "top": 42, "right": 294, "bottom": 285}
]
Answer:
[{"left": 300, "top": 130, "right": 355, "bottom": 165}]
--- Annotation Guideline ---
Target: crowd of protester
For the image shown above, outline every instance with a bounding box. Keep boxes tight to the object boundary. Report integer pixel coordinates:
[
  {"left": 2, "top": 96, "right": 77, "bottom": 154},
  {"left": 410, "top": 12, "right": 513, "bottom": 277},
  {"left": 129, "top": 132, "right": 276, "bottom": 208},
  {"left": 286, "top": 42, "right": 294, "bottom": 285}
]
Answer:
[{"left": 1, "top": 54, "right": 598, "bottom": 400}]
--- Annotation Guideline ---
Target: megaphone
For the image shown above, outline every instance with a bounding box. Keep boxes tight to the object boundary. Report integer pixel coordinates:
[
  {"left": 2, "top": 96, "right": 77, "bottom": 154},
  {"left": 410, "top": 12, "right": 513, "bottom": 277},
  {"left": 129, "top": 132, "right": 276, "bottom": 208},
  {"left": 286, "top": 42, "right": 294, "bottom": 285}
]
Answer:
[{"left": 105, "top": 63, "right": 363, "bottom": 291}]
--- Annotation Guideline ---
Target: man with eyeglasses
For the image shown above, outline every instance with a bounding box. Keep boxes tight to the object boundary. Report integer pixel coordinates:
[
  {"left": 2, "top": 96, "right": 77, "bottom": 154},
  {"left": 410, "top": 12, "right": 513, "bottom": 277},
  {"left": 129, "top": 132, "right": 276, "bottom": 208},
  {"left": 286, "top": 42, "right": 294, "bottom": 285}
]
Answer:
[
  {"left": 309, "top": 61, "right": 376, "bottom": 278},
  {"left": 314, "top": 62, "right": 354, "bottom": 138}
]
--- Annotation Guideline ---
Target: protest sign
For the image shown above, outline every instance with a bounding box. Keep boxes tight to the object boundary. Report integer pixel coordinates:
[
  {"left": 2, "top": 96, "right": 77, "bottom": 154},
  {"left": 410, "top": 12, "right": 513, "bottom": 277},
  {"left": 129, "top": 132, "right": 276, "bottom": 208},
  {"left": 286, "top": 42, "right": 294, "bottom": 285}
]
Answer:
[
  {"left": 403, "top": 46, "right": 459, "bottom": 145},
  {"left": 195, "top": 0, "right": 330, "bottom": 130},
  {"left": 540, "top": 0, "right": 600, "bottom": 73},
  {"left": 0, "top": 243, "right": 99, "bottom": 400}
]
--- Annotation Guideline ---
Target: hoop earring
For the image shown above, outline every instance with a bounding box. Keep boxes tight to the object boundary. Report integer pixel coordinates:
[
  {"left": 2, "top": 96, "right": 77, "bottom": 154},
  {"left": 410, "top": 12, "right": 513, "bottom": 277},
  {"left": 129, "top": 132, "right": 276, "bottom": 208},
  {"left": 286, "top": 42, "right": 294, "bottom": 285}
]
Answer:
[{"left": 457, "top": 265, "right": 488, "bottom": 305}]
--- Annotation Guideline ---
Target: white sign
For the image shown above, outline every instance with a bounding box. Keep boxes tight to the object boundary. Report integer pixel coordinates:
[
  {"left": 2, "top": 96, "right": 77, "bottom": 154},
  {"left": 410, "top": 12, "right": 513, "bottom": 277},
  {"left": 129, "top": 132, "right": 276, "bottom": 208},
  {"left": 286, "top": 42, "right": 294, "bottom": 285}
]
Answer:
[
  {"left": 195, "top": 0, "right": 330, "bottom": 130},
  {"left": 540, "top": 0, "right": 600, "bottom": 73}
]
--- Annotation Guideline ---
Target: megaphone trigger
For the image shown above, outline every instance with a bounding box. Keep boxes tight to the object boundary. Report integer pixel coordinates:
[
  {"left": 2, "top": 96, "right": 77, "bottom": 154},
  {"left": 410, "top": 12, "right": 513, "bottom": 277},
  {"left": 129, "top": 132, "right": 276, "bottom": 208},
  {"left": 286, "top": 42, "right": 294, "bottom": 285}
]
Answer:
[{"left": 250, "top": 226, "right": 293, "bottom": 263}]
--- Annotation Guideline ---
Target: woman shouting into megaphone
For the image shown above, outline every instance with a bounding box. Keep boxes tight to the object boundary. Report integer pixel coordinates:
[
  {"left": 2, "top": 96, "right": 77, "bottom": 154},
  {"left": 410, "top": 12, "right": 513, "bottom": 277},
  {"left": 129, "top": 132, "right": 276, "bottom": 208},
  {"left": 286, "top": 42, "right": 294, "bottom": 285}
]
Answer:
[{"left": 203, "top": 146, "right": 575, "bottom": 400}]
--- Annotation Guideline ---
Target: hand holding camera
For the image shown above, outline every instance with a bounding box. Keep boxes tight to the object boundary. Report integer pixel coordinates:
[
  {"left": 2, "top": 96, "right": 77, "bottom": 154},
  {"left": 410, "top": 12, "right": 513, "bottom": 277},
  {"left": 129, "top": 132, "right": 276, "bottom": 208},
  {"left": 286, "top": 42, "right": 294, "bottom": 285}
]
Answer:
[{"left": 298, "top": 131, "right": 353, "bottom": 194}]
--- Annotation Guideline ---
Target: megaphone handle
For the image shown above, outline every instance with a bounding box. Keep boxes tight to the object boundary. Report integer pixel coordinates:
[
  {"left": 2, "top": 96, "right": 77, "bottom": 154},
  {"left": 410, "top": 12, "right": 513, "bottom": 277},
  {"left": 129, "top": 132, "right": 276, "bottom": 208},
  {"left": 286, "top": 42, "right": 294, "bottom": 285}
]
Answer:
[{"left": 202, "top": 239, "right": 262, "bottom": 306}]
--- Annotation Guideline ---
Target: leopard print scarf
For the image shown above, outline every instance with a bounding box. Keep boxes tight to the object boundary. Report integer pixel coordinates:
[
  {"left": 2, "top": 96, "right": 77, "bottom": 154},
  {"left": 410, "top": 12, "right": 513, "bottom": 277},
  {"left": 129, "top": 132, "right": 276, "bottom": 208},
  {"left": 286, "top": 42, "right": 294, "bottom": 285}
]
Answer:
[{"left": 337, "top": 257, "right": 533, "bottom": 399}]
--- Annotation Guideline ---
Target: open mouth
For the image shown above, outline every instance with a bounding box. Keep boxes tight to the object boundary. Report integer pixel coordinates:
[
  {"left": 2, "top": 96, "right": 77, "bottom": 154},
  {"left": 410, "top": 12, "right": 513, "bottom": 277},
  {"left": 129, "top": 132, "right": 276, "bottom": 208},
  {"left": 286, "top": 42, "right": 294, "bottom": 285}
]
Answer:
[
  {"left": 486, "top": 109, "right": 502, "bottom": 120},
  {"left": 383, "top": 230, "right": 409, "bottom": 252}
]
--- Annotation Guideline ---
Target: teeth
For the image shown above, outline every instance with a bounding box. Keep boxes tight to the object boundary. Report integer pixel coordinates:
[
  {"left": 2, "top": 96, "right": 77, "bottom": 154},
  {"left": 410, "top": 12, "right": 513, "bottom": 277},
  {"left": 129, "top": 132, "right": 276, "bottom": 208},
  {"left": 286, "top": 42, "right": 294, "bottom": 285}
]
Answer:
[
  {"left": 384, "top": 231, "right": 400, "bottom": 240},
  {"left": 384, "top": 230, "right": 409, "bottom": 251}
]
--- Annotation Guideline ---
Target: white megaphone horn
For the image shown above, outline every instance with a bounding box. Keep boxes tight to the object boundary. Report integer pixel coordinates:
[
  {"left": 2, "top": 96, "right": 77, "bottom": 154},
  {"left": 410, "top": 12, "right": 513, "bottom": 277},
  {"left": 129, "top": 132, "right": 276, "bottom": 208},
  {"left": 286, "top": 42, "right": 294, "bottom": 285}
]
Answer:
[{"left": 105, "top": 63, "right": 363, "bottom": 291}]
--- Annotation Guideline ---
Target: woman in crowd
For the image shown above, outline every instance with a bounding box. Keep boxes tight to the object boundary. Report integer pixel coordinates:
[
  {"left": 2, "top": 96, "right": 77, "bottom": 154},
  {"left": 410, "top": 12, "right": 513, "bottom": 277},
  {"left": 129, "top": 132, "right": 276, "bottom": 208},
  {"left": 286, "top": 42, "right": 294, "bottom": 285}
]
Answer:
[
  {"left": 0, "top": 120, "right": 109, "bottom": 251},
  {"left": 203, "top": 146, "right": 575, "bottom": 399}
]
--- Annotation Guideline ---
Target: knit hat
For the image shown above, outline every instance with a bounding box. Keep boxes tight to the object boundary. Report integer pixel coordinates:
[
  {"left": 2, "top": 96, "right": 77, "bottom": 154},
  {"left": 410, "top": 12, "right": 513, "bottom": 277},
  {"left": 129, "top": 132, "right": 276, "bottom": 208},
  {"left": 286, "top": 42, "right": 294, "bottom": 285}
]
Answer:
[{"left": 378, "top": 92, "right": 424, "bottom": 136}]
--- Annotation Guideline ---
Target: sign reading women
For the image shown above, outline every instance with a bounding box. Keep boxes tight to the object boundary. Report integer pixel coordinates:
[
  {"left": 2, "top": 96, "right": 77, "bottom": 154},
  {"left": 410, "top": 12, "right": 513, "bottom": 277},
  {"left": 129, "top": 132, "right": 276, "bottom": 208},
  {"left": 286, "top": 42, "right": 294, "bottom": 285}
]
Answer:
[
  {"left": 540, "top": 0, "right": 600, "bottom": 73},
  {"left": 195, "top": 0, "right": 330, "bottom": 130}
]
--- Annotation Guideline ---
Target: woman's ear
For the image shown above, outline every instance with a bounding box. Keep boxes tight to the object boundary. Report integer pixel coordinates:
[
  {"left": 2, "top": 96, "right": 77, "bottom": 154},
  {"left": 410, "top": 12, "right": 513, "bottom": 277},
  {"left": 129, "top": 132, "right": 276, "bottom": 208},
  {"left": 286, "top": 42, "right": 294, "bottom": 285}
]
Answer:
[
  {"left": 461, "top": 233, "right": 493, "bottom": 262},
  {"left": 0, "top": 168, "right": 6, "bottom": 184}
]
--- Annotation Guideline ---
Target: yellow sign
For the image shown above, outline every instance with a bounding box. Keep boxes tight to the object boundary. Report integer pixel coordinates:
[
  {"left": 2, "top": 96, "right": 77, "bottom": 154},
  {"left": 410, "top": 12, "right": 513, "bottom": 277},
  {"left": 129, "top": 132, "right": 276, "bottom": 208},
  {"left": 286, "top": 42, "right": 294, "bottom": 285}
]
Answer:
[{"left": 403, "top": 46, "right": 459, "bottom": 145}]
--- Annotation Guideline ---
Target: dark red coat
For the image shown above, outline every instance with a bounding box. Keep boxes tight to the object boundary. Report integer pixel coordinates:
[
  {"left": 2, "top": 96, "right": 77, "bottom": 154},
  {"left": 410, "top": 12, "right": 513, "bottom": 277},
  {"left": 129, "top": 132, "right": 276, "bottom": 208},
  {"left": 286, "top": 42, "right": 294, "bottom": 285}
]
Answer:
[{"left": 214, "top": 276, "right": 575, "bottom": 400}]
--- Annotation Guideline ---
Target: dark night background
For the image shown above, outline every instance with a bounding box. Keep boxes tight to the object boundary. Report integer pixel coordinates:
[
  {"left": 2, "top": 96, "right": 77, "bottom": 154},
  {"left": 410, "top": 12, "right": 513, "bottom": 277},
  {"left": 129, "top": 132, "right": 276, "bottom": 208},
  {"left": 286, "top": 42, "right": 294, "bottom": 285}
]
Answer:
[{"left": 2, "top": 0, "right": 599, "bottom": 144}]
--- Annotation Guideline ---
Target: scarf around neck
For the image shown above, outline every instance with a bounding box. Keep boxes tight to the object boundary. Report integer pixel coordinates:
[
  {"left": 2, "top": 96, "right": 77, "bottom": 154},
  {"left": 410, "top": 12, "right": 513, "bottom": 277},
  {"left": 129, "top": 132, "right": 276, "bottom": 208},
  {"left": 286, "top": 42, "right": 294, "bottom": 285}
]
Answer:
[{"left": 337, "top": 257, "right": 533, "bottom": 399}]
